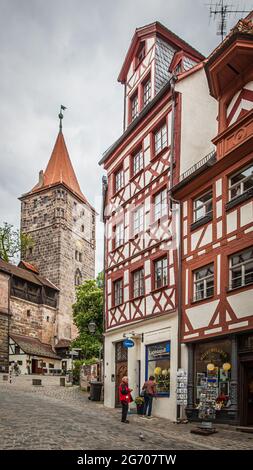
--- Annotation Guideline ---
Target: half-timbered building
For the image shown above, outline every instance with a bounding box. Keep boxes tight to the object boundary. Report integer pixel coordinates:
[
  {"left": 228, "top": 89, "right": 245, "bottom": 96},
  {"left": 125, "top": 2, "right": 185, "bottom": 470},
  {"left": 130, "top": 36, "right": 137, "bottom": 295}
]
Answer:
[
  {"left": 172, "top": 15, "right": 253, "bottom": 426},
  {"left": 100, "top": 22, "right": 217, "bottom": 419}
]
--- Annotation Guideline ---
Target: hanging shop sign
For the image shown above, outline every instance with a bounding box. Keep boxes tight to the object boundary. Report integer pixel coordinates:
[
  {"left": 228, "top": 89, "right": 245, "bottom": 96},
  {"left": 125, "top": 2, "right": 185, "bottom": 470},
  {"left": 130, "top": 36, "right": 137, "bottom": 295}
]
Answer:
[{"left": 123, "top": 339, "right": 134, "bottom": 348}]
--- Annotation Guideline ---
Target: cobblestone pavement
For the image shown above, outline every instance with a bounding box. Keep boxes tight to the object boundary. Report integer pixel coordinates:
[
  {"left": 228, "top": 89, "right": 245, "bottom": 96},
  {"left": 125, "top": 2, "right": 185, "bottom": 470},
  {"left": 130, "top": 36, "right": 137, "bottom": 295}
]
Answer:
[{"left": 0, "top": 375, "right": 253, "bottom": 450}]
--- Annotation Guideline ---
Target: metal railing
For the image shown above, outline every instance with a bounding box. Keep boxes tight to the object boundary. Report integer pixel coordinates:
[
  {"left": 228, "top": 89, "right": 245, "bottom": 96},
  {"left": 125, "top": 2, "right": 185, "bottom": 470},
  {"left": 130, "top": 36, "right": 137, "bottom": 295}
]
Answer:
[{"left": 179, "top": 149, "right": 216, "bottom": 183}]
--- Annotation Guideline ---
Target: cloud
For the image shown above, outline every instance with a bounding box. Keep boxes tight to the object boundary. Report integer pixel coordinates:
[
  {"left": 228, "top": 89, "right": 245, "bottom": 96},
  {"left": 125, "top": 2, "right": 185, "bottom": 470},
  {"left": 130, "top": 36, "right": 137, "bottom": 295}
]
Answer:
[{"left": 0, "top": 0, "right": 252, "bottom": 273}]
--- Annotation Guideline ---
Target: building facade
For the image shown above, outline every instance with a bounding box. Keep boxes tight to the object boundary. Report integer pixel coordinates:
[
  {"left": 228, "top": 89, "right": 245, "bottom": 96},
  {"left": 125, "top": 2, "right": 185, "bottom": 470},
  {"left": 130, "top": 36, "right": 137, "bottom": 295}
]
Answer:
[
  {"left": 20, "top": 127, "right": 96, "bottom": 341},
  {"left": 172, "top": 16, "right": 253, "bottom": 426},
  {"left": 100, "top": 22, "right": 217, "bottom": 420},
  {"left": 0, "top": 258, "right": 61, "bottom": 373}
]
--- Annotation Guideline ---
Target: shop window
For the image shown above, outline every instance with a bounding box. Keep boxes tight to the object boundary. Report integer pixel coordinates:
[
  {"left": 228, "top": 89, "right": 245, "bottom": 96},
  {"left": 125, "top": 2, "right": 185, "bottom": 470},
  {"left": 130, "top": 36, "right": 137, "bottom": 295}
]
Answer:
[
  {"left": 115, "top": 168, "right": 124, "bottom": 193},
  {"left": 114, "top": 279, "right": 123, "bottom": 306},
  {"left": 132, "top": 268, "right": 144, "bottom": 298},
  {"left": 133, "top": 205, "right": 144, "bottom": 235},
  {"left": 228, "top": 163, "right": 253, "bottom": 201},
  {"left": 194, "top": 339, "right": 232, "bottom": 408},
  {"left": 193, "top": 190, "right": 213, "bottom": 222},
  {"left": 193, "top": 264, "right": 214, "bottom": 301},
  {"left": 229, "top": 247, "right": 253, "bottom": 289},
  {"left": 154, "top": 257, "right": 168, "bottom": 289},
  {"left": 154, "top": 123, "right": 167, "bottom": 155},
  {"left": 154, "top": 188, "right": 167, "bottom": 221},
  {"left": 133, "top": 148, "right": 143, "bottom": 175},
  {"left": 146, "top": 342, "right": 170, "bottom": 395}
]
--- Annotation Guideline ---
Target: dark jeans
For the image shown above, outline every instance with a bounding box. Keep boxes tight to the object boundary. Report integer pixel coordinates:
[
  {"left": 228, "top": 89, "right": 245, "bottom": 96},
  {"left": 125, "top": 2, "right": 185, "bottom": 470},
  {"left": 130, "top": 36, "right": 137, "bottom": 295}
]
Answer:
[
  {"left": 143, "top": 394, "right": 153, "bottom": 416},
  {"left": 121, "top": 401, "right": 129, "bottom": 422}
]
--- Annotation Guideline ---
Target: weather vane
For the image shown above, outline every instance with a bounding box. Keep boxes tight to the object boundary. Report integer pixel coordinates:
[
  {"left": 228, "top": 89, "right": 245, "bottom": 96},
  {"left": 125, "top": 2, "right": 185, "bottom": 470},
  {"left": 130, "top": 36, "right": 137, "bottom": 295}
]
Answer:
[
  {"left": 58, "top": 104, "right": 67, "bottom": 131},
  {"left": 207, "top": 1, "right": 251, "bottom": 40}
]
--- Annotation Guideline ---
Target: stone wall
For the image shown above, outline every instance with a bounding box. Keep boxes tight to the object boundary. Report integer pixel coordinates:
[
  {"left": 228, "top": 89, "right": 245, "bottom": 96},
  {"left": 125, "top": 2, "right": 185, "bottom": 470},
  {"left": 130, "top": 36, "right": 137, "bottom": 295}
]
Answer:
[
  {"left": 10, "top": 297, "right": 57, "bottom": 346},
  {"left": 0, "top": 272, "right": 10, "bottom": 372},
  {"left": 20, "top": 184, "right": 96, "bottom": 341}
]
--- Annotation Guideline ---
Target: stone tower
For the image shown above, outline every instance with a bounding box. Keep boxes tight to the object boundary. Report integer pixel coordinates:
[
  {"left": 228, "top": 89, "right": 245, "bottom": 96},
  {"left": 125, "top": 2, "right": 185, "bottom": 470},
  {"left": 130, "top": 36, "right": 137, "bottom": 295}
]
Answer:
[{"left": 20, "top": 123, "right": 96, "bottom": 341}]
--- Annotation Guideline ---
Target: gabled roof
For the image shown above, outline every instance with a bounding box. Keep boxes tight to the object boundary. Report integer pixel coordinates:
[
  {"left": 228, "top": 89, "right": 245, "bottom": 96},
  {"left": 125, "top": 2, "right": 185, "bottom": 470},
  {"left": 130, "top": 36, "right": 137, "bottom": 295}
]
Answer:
[
  {"left": 21, "top": 131, "right": 90, "bottom": 206},
  {"left": 18, "top": 260, "right": 39, "bottom": 274},
  {"left": 118, "top": 21, "right": 205, "bottom": 83},
  {"left": 0, "top": 258, "right": 59, "bottom": 291},
  {"left": 10, "top": 333, "right": 60, "bottom": 360}
]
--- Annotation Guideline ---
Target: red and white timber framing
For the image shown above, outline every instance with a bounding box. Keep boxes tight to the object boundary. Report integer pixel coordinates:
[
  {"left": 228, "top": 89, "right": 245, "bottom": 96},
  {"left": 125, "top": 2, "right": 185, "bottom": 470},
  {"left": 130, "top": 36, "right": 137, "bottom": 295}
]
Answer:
[{"left": 172, "top": 17, "right": 253, "bottom": 343}]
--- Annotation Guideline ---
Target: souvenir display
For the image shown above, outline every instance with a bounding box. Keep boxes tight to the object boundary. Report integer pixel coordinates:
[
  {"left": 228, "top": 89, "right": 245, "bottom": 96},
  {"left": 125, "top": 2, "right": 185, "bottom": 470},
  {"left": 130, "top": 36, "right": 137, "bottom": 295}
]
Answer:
[{"left": 176, "top": 369, "right": 188, "bottom": 405}]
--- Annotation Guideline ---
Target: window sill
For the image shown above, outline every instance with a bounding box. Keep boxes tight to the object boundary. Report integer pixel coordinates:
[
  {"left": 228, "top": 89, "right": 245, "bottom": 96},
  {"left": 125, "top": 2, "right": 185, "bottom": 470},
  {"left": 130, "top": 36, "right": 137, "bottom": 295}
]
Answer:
[
  {"left": 130, "top": 169, "right": 144, "bottom": 181},
  {"left": 130, "top": 294, "right": 145, "bottom": 302},
  {"left": 151, "top": 146, "right": 169, "bottom": 163},
  {"left": 151, "top": 286, "right": 168, "bottom": 294},
  {"left": 226, "top": 281, "right": 253, "bottom": 293},
  {"left": 190, "top": 213, "right": 213, "bottom": 232},
  {"left": 112, "top": 187, "right": 124, "bottom": 198},
  {"left": 225, "top": 188, "right": 253, "bottom": 212},
  {"left": 191, "top": 294, "right": 214, "bottom": 305}
]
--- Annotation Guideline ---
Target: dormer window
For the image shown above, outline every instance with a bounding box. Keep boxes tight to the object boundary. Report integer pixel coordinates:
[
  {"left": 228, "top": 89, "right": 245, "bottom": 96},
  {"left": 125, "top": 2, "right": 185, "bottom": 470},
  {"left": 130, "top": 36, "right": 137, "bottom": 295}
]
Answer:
[
  {"left": 143, "top": 77, "right": 151, "bottom": 108},
  {"left": 136, "top": 42, "right": 145, "bottom": 67},
  {"left": 131, "top": 93, "right": 139, "bottom": 121}
]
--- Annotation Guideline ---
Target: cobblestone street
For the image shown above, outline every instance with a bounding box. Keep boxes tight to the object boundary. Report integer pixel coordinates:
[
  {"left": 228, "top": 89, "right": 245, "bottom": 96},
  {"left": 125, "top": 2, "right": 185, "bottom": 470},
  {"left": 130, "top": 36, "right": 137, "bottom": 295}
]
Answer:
[{"left": 0, "top": 376, "right": 253, "bottom": 450}]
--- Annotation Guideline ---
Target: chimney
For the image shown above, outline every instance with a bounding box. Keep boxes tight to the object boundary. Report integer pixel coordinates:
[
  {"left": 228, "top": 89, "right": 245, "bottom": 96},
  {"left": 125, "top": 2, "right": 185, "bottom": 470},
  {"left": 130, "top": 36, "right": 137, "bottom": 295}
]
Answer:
[{"left": 38, "top": 170, "right": 44, "bottom": 187}]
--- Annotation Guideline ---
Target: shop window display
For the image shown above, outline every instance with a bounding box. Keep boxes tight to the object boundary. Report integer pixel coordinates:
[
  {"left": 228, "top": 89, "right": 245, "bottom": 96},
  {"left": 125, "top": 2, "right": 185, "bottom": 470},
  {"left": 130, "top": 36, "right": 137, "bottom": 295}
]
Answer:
[
  {"left": 194, "top": 340, "right": 232, "bottom": 411},
  {"left": 146, "top": 342, "right": 170, "bottom": 395}
]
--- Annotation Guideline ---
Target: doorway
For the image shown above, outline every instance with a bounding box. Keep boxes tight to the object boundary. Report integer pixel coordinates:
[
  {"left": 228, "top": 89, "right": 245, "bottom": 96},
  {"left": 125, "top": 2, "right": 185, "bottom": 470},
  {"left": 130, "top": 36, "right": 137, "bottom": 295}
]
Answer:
[
  {"left": 240, "top": 359, "right": 253, "bottom": 426},
  {"left": 31, "top": 359, "right": 38, "bottom": 374},
  {"left": 115, "top": 341, "right": 127, "bottom": 407}
]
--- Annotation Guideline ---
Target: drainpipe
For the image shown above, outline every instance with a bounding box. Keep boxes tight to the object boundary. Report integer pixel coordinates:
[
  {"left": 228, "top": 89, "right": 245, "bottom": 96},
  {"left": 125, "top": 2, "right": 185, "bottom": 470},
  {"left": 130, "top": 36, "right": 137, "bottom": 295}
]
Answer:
[
  {"left": 101, "top": 176, "right": 108, "bottom": 384},
  {"left": 123, "top": 83, "right": 126, "bottom": 132},
  {"left": 168, "top": 74, "right": 182, "bottom": 421}
]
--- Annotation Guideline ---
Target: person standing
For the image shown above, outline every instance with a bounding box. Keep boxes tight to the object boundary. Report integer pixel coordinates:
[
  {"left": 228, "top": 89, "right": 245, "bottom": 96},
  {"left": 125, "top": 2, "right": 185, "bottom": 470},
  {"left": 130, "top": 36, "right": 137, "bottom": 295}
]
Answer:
[
  {"left": 142, "top": 375, "right": 157, "bottom": 418},
  {"left": 119, "top": 376, "right": 133, "bottom": 423}
]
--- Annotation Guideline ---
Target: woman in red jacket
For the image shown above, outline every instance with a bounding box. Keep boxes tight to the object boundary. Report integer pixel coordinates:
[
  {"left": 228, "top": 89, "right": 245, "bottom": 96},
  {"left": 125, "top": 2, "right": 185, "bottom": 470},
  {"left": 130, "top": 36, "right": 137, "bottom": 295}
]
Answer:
[{"left": 119, "top": 376, "right": 133, "bottom": 423}]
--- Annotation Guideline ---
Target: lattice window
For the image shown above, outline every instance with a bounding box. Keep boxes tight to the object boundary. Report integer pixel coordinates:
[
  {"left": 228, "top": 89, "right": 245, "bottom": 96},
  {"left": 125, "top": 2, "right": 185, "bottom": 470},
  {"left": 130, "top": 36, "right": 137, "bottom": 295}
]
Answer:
[
  {"left": 133, "top": 205, "right": 144, "bottom": 235},
  {"left": 131, "top": 93, "right": 139, "bottom": 121},
  {"left": 154, "top": 123, "right": 167, "bottom": 154},
  {"left": 229, "top": 247, "right": 253, "bottom": 289},
  {"left": 228, "top": 164, "right": 253, "bottom": 201},
  {"left": 193, "top": 264, "right": 214, "bottom": 301},
  {"left": 193, "top": 190, "right": 213, "bottom": 222},
  {"left": 154, "top": 257, "right": 168, "bottom": 289},
  {"left": 133, "top": 149, "right": 143, "bottom": 175},
  {"left": 143, "top": 78, "right": 151, "bottom": 107},
  {"left": 154, "top": 189, "right": 167, "bottom": 221},
  {"left": 133, "top": 268, "right": 145, "bottom": 297},
  {"left": 114, "top": 279, "right": 123, "bottom": 306},
  {"left": 115, "top": 222, "right": 124, "bottom": 248},
  {"left": 115, "top": 169, "right": 124, "bottom": 192}
]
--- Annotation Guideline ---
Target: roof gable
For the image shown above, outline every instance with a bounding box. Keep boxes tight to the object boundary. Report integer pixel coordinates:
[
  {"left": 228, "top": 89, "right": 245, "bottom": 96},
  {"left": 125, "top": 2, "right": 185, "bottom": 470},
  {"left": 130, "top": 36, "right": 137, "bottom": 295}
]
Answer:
[{"left": 118, "top": 21, "right": 205, "bottom": 83}]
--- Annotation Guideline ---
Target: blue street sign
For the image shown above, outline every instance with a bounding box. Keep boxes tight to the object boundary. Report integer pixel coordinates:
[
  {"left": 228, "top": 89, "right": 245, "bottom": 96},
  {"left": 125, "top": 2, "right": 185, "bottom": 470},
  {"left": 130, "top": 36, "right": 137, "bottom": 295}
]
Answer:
[{"left": 123, "top": 339, "right": 134, "bottom": 348}]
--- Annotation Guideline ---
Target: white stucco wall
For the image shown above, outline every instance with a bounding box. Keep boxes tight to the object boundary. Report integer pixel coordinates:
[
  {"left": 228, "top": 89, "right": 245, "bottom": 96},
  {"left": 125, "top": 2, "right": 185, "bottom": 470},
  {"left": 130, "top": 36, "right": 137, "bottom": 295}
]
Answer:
[
  {"left": 175, "top": 68, "right": 218, "bottom": 176},
  {"left": 103, "top": 313, "right": 178, "bottom": 421}
]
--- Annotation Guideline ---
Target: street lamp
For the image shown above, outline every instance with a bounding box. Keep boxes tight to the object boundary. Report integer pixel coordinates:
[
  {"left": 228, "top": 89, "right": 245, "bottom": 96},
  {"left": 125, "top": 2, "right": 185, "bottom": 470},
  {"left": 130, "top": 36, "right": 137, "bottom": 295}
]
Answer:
[{"left": 87, "top": 320, "right": 103, "bottom": 382}]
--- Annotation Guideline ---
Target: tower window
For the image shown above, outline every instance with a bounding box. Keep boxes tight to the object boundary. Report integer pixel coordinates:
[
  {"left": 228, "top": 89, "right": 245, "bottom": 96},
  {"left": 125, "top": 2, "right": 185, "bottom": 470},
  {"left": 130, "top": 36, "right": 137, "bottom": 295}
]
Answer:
[
  {"left": 75, "top": 269, "right": 82, "bottom": 286},
  {"left": 34, "top": 199, "right": 37, "bottom": 208},
  {"left": 33, "top": 217, "right": 37, "bottom": 224},
  {"left": 61, "top": 209, "right": 64, "bottom": 218},
  {"left": 81, "top": 225, "right": 84, "bottom": 232},
  {"left": 27, "top": 310, "right": 31, "bottom": 318},
  {"left": 44, "top": 214, "right": 48, "bottom": 222},
  {"left": 79, "top": 253, "right": 82, "bottom": 262},
  {"left": 29, "top": 247, "right": 33, "bottom": 255}
]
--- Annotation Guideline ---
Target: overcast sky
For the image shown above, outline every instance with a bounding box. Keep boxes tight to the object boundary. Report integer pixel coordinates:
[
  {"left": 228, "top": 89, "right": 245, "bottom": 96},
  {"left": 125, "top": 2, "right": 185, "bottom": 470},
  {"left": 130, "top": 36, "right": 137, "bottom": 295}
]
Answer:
[{"left": 0, "top": 0, "right": 252, "bottom": 274}]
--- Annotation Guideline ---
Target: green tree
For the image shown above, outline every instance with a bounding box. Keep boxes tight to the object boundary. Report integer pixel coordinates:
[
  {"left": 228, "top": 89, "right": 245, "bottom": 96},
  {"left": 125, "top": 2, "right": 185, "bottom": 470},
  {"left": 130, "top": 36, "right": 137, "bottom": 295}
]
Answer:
[
  {"left": 71, "top": 278, "right": 103, "bottom": 359},
  {"left": 0, "top": 222, "right": 33, "bottom": 263}
]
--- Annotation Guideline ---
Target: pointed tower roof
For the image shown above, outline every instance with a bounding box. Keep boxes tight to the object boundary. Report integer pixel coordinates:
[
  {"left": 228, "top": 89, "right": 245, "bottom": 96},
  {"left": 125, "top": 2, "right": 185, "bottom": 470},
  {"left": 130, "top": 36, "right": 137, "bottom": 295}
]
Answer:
[{"left": 22, "top": 130, "right": 89, "bottom": 205}]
